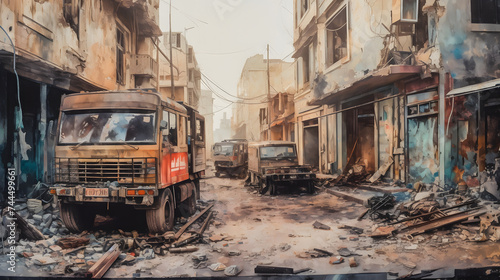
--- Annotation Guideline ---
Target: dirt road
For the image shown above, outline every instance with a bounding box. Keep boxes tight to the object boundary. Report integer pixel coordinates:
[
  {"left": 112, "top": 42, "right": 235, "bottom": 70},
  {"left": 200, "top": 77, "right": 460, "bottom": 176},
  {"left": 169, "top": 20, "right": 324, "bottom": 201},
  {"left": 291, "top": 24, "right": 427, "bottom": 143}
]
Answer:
[{"left": 107, "top": 174, "right": 500, "bottom": 278}]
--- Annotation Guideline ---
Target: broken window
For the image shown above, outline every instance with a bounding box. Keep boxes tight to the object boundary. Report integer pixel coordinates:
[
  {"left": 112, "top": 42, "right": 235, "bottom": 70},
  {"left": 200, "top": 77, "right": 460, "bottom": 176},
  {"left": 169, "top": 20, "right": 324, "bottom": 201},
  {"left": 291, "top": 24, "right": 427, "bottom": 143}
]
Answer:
[
  {"left": 63, "top": 0, "right": 79, "bottom": 37},
  {"left": 188, "top": 47, "right": 194, "bottom": 63},
  {"left": 326, "top": 6, "right": 348, "bottom": 67},
  {"left": 116, "top": 27, "right": 126, "bottom": 85},
  {"left": 471, "top": 0, "right": 500, "bottom": 24},
  {"left": 162, "top": 111, "right": 178, "bottom": 146},
  {"left": 59, "top": 111, "right": 156, "bottom": 144},
  {"left": 196, "top": 118, "right": 204, "bottom": 142}
]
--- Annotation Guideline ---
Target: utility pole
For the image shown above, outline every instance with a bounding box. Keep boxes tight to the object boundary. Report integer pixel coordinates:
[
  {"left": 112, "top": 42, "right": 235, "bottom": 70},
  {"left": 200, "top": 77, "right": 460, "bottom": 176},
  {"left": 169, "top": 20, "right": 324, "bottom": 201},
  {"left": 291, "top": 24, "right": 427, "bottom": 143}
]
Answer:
[
  {"left": 267, "top": 44, "right": 271, "bottom": 141},
  {"left": 169, "top": 0, "right": 175, "bottom": 100}
]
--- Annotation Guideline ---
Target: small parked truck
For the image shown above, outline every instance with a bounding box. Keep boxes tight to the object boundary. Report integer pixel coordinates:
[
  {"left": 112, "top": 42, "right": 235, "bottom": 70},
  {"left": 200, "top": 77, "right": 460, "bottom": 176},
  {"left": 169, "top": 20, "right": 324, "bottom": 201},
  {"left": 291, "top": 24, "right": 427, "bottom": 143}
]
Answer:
[
  {"left": 247, "top": 141, "right": 315, "bottom": 195},
  {"left": 213, "top": 139, "right": 248, "bottom": 178},
  {"left": 49, "top": 90, "right": 205, "bottom": 234}
]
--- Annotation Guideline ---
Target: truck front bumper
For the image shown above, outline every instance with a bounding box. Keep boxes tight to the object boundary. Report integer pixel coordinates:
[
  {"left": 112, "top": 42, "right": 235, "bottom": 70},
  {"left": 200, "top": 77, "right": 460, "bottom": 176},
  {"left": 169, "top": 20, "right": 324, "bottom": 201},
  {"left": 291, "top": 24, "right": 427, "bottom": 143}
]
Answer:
[
  {"left": 265, "top": 173, "right": 315, "bottom": 182},
  {"left": 50, "top": 185, "right": 158, "bottom": 206}
]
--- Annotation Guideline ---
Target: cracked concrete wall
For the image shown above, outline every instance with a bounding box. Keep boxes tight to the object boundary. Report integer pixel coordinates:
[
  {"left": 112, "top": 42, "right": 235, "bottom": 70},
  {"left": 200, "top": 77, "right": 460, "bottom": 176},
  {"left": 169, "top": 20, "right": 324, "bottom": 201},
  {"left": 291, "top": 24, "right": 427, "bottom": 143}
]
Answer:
[{"left": 0, "top": 0, "right": 160, "bottom": 91}]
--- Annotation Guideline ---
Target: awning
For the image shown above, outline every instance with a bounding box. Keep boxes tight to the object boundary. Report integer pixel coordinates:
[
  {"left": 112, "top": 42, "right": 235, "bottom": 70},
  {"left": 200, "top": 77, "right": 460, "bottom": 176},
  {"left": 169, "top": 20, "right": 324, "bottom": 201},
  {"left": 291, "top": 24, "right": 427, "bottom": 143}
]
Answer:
[
  {"left": 309, "top": 65, "right": 423, "bottom": 106},
  {"left": 446, "top": 78, "right": 500, "bottom": 97},
  {"left": 271, "top": 112, "right": 294, "bottom": 127}
]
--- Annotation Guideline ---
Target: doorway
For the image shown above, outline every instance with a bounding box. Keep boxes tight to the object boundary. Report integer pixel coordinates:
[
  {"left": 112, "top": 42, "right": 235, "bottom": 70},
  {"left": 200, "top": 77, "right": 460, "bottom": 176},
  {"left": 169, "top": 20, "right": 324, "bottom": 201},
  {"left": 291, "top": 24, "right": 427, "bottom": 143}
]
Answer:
[{"left": 303, "top": 119, "right": 319, "bottom": 170}]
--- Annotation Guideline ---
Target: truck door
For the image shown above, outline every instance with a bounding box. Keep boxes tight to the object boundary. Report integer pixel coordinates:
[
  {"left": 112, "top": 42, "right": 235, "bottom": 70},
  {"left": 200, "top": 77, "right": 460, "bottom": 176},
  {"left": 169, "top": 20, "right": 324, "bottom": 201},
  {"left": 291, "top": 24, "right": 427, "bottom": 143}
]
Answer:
[{"left": 192, "top": 113, "right": 206, "bottom": 173}]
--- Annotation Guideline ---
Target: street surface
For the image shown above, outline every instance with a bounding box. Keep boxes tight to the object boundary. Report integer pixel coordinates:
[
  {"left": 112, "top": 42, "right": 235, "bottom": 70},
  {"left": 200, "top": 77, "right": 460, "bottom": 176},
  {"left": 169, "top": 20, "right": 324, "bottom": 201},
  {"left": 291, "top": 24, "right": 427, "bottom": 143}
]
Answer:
[{"left": 2, "top": 164, "right": 500, "bottom": 278}]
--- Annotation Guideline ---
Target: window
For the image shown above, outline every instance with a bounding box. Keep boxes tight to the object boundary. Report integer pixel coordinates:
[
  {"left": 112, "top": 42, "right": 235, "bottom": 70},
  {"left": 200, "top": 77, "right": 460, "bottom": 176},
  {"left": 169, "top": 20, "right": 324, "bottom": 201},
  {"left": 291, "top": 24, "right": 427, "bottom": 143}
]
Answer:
[
  {"left": 116, "top": 27, "right": 126, "bottom": 85},
  {"left": 407, "top": 91, "right": 438, "bottom": 117},
  {"left": 297, "top": 0, "right": 309, "bottom": 20},
  {"left": 302, "top": 48, "right": 310, "bottom": 84},
  {"left": 471, "top": 0, "right": 500, "bottom": 24},
  {"left": 176, "top": 33, "right": 181, "bottom": 48},
  {"left": 326, "top": 6, "right": 348, "bottom": 67},
  {"left": 188, "top": 47, "right": 193, "bottom": 63},
  {"left": 63, "top": 0, "right": 79, "bottom": 37},
  {"left": 162, "top": 111, "right": 178, "bottom": 146},
  {"left": 196, "top": 119, "right": 204, "bottom": 142}
]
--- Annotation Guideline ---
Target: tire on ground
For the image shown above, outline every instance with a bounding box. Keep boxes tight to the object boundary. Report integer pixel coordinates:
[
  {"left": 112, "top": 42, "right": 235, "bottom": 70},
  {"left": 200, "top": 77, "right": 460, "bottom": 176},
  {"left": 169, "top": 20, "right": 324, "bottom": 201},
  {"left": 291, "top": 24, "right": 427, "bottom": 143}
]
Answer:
[
  {"left": 60, "top": 202, "right": 96, "bottom": 233},
  {"left": 146, "top": 188, "right": 175, "bottom": 233}
]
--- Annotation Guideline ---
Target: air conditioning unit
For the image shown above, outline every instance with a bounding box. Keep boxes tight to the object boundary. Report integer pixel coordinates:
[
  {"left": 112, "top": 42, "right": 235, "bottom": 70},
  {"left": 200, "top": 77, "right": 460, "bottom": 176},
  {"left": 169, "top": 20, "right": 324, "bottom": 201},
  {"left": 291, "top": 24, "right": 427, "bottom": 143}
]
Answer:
[{"left": 392, "top": 0, "right": 419, "bottom": 24}]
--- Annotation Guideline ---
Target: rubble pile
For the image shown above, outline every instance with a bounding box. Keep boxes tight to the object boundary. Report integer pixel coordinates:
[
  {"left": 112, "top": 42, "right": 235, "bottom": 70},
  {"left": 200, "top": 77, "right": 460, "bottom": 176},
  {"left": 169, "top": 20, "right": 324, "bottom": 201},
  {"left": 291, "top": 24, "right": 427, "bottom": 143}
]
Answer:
[{"left": 0, "top": 199, "right": 216, "bottom": 277}]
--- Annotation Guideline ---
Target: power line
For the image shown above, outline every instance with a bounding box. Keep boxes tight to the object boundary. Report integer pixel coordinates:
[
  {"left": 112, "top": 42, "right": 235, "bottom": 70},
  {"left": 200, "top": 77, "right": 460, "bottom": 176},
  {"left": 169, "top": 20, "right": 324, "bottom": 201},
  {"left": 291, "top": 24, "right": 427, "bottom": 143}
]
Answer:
[{"left": 202, "top": 73, "right": 267, "bottom": 100}]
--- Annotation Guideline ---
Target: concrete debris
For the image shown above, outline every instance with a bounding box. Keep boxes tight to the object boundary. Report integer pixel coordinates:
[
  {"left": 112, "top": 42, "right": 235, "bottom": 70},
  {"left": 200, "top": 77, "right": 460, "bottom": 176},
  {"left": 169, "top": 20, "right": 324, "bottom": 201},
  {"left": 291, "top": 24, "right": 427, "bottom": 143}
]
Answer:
[
  {"left": 348, "top": 257, "right": 358, "bottom": 267},
  {"left": 278, "top": 243, "right": 291, "bottom": 252},
  {"left": 224, "top": 265, "right": 242, "bottom": 276},
  {"left": 208, "top": 262, "right": 227, "bottom": 271},
  {"left": 27, "top": 199, "right": 43, "bottom": 214},
  {"left": 329, "top": 256, "right": 344, "bottom": 264},
  {"left": 312, "top": 221, "right": 330, "bottom": 230},
  {"left": 32, "top": 254, "right": 58, "bottom": 265}
]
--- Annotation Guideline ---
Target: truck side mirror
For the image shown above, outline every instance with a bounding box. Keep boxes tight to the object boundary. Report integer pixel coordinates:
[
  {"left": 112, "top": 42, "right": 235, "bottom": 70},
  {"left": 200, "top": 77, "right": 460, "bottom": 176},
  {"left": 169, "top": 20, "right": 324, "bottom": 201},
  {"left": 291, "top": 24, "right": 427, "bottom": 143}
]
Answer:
[{"left": 160, "top": 120, "right": 168, "bottom": 130}]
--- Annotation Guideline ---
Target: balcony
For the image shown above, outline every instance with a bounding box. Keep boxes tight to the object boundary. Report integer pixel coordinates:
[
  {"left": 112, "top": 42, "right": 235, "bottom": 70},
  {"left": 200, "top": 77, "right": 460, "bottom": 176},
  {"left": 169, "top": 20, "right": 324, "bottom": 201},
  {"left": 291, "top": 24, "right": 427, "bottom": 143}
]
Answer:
[{"left": 129, "top": 54, "right": 158, "bottom": 78}]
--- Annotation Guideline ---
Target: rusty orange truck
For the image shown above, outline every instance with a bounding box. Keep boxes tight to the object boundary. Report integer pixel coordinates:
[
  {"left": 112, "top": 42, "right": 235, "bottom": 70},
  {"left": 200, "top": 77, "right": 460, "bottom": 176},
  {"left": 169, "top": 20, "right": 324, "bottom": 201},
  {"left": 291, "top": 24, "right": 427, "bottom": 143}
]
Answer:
[{"left": 50, "top": 90, "right": 205, "bottom": 233}]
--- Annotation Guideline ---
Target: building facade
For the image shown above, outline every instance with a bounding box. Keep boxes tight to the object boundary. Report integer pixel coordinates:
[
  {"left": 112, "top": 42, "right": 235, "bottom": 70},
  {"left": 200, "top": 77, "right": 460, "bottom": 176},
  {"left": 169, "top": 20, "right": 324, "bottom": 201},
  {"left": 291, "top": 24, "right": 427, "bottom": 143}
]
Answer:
[
  {"left": 0, "top": 0, "right": 161, "bottom": 197},
  {"left": 158, "top": 32, "right": 201, "bottom": 110},
  {"left": 199, "top": 89, "right": 214, "bottom": 159},
  {"left": 293, "top": 0, "right": 500, "bottom": 188},
  {"left": 214, "top": 112, "right": 232, "bottom": 144},
  {"left": 232, "top": 54, "right": 295, "bottom": 141}
]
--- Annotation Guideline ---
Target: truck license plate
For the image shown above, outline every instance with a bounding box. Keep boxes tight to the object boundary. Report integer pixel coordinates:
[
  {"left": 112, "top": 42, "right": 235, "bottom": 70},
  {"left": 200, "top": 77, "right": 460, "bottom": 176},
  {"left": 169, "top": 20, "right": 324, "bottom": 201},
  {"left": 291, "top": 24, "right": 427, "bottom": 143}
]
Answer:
[{"left": 85, "top": 188, "right": 109, "bottom": 197}]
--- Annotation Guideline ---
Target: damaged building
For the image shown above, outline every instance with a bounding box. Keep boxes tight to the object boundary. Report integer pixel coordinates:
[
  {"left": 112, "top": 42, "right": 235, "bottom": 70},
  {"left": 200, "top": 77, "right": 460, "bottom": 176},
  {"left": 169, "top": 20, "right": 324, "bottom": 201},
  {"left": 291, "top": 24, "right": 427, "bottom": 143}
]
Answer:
[
  {"left": 158, "top": 31, "right": 202, "bottom": 110},
  {"left": 292, "top": 0, "right": 500, "bottom": 190},
  {"left": 0, "top": 0, "right": 161, "bottom": 198},
  {"left": 232, "top": 54, "right": 295, "bottom": 141}
]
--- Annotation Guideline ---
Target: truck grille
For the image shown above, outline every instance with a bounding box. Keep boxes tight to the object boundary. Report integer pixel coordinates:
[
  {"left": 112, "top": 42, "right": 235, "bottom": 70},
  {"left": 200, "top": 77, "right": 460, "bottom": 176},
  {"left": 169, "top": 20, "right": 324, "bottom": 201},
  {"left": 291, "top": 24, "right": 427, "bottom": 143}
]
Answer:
[{"left": 55, "top": 158, "right": 157, "bottom": 186}]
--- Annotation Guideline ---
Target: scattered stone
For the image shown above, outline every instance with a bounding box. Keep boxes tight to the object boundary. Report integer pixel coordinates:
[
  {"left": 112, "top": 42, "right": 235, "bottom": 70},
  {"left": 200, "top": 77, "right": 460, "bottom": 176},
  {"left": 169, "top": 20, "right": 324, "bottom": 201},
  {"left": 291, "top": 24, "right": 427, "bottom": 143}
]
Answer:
[
  {"left": 209, "top": 234, "right": 225, "bottom": 242},
  {"left": 142, "top": 248, "right": 155, "bottom": 260},
  {"left": 329, "top": 256, "right": 344, "bottom": 264},
  {"left": 32, "top": 255, "right": 57, "bottom": 265},
  {"left": 33, "top": 214, "right": 43, "bottom": 222},
  {"left": 278, "top": 243, "right": 291, "bottom": 252},
  {"left": 313, "top": 221, "right": 331, "bottom": 230},
  {"left": 36, "top": 240, "right": 50, "bottom": 247},
  {"left": 442, "top": 238, "right": 449, "bottom": 243},
  {"left": 339, "top": 236, "right": 347, "bottom": 240},
  {"left": 348, "top": 257, "right": 358, "bottom": 267},
  {"left": 404, "top": 244, "right": 418, "bottom": 250},
  {"left": 23, "top": 252, "right": 34, "bottom": 258},
  {"left": 192, "top": 253, "right": 207, "bottom": 261},
  {"left": 74, "top": 259, "right": 86, "bottom": 264},
  {"left": 27, "top": 199, "right": 43, "bottom": 214},
  {"left": 77, "top": 253, "right": 84, "bottom": 259},
  {"left": 122, "top": 254, "right": 137, "bottom": 265},
  {"left": 228, "top": 250, "right": 241, "bottom": 256},
  {"left": 224, "top": 265, "right": 242, "bottom": 276},
  {"left": 349, "top": 236, "right": 359, "bottom": 241},
  {"left": 209, "top": 263, "right": 226, "bottom": 271},
  {"left": 338, "top": 248, "right": 353, "bottom": 257},
  {"left": 49, "top": 245, "right": 62, "bottom": 252}
]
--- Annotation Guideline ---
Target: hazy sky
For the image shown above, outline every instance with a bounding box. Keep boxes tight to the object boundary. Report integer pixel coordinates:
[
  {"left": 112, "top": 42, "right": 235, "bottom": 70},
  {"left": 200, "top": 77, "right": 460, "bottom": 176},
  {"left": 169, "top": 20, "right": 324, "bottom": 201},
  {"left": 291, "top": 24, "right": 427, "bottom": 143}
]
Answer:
[{"left": 158, "top": 0, "right": 294, "bottom": 129}]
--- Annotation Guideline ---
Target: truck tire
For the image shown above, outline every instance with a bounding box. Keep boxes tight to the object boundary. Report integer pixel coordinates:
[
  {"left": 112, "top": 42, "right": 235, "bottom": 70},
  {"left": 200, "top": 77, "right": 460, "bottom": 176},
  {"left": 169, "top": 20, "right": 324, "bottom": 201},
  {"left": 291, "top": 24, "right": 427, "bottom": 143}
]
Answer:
[
  {"left": 258, "top": 178, "right": 269, "bottom": 195},
  {"left": 269, "top": 181, "right": 276, "bottom": 196},
  {"left": 146, "top": 188, "right": 174, "bottom": 233},
  {"left": 307, "top": 181, "right": 315, "bottom": 194},
  {"left": 238, "top": 168, "right": 247, "bottom": 179},
  {"left": 60, "top": 203, "right": 96, "bottom": 233}
]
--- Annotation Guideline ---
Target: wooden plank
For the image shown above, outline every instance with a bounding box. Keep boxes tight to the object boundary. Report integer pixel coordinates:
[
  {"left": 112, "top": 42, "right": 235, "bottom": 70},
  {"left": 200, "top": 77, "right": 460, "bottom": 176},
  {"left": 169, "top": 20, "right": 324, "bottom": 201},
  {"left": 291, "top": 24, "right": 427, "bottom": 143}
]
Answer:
[
  {"left": 2, "top": 209, "right": 45, "bottom": 241},
  {"left": 368, "top": 157, "right": 394, "bottom": 183},
  {"left": 197, "top": 211, "right": 213, "bottom": 235},
  {"left": 172, "top": 203, "right": 214, "bottom": 240},
  {"left": 255, "top": 266, "right": 294, "bottom": 274},
  {"left": 405, "top": 210, "right": 486, "bottom": 237},
  {"left": 86, "top": 244, "right": 120, "bottom": 278},
  {"left": 333, "top": 138, "right": 358, "bottom": 185}
]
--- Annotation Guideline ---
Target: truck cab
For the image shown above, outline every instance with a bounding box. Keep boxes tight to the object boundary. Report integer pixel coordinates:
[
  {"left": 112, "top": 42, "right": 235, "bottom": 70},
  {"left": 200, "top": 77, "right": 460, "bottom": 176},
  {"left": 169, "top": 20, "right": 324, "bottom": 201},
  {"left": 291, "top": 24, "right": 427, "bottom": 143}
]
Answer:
[
  {"left": 50, "top": 90, "right": 205, "bottom": 233},
  {"left": 213, "top": 139, "right": 248, "bottom": 178},
  {"left": 247, "top": 141, "right": 315, "bottom": 195}
]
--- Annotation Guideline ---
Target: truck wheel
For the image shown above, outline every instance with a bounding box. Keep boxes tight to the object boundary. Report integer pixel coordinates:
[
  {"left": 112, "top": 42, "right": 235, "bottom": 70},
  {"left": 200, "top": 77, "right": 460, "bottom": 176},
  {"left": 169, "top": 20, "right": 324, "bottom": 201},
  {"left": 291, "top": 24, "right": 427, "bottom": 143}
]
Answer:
[
  {"left": 60, "top": 203, "right": 96, "bottom": 233},
  {"left": 185, "top": 185, "right": 197, "bottom": 216},
  {"left": 238, "top": 169, "right": 247, "bottom": 180},
  {"left": 307, "top": 181, "right": 315, "bottom": 194},
  {"left": 146, "top": 188, "right": 174, "bottom": 233},
  {"left": 269, "top": 182, "right": 276, "bottom": 196},
  {"left": 259, "top": 178, "right": 270, "bottom": 195}
]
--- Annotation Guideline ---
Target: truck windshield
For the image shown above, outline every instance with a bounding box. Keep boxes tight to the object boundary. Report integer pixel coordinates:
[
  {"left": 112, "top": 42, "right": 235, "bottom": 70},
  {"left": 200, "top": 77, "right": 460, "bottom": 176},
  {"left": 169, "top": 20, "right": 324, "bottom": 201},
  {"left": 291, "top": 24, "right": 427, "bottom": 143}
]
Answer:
[
  {"left": 260, "top": 145, "right": 296, "bottom": 159},
  {"left": 214, "top": 144, "right": 234, "bottom": 156},
  {"left": 59, "top": 111, "right": 156, "bottom": 144}
]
